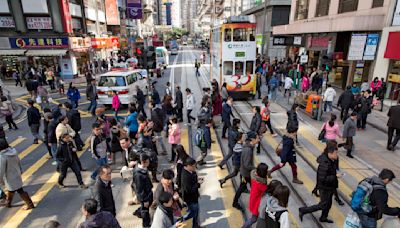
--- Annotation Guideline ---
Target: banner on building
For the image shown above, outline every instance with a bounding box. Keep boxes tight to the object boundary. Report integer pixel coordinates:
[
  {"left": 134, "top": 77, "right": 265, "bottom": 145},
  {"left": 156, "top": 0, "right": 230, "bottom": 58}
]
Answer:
[
  {"left": 393, "top": 0, "right": 400, "bottom": 26},
  {"left": 363, "top": 34, "right": 379, "bottom": 60},
  {"left": 126, "top": 0, "right": 142, "bottom": 19},
  {"left": 0, "top": 16, "right": 15, "bottom": 28},
  {"left": 348, "top": 34, "right": 367, "bottom": 60},
  {"left": 105, "top": 0, "right": 120, "bottom": 25},
  {"left": 60, "top": 0, "right": 73, "bottom": 33},
  {"left": 26, "top": 17, "right": 53, "bottom": 30},
  {"left": 9, "top": 37, "right": 69, "bottom": 49},
  {"left": 165, "top": 2, "right": 172, "bottom": 25}
]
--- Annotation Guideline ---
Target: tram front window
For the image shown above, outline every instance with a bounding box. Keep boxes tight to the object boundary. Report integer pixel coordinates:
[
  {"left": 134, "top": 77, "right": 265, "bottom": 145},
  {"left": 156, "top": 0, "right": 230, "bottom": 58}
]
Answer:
[
  {"left": 224, "top": 29, "right": 232, "bottom": 42},
  {"left": 248, "top": 28, "right": 255, "bottom": 41},
  {"left": 224, "top": 61, "right": 233, "bottom": 75},
  {"left": 233, "top": 28, "right": 246, "bottom": 42},
  {"left": 235, "top": 62, "right": 244, "bottom": 75}
]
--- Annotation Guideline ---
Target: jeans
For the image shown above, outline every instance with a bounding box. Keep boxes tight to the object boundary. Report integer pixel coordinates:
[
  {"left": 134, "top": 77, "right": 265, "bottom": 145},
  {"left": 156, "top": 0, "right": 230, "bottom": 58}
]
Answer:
[
  {"left": 141, "top": 197, "right": 153, "bottom": 227},
  {"left": 358, "top": 213, "right": 377, "bottom": 228},
  {"left": 324, "top": 101, "right": 333, "bottom": 112},
  {"left": 51, "top": 143, "right": 58, "bottom": 161},
  {"left": 30, "top": 123, "right": 42, "bottom": 141},
  {"left": 357, "top": 112, "right": 368, "bottom": 129},
  {"left": 184, "top": 202, "right": 200, "bottom": 228},
  {"left": 270, "top": 88, "right": 277, "bottom": 101},
  {"left": 58, "top": 161, "right": 83, "bottom": 185},
  {"left": 87, "top": 99, "right": 97, "bottom": 116},
  {"left": 196, "top": 68, "right": 200, "bottom": 77},
  {"left": 242, "top": 215, "right": 258, "bottom": 228},
  {"left": 70, "top": 99, "right": 78, "bottom": 109},
  {"left": 91, "top": 157, "right": 108, "bottom": 179},
  {"left": 154, "top": 131, "right": 167, "bottom": 153},
  {"left": 219, "top": 148, "right": 233, "bottom": 167}
]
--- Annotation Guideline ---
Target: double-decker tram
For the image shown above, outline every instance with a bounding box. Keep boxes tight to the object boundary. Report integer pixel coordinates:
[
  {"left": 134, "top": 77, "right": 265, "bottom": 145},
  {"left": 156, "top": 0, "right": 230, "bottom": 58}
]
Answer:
[{"left": 210, "top": 16, "right": 257, "bottom": 99}]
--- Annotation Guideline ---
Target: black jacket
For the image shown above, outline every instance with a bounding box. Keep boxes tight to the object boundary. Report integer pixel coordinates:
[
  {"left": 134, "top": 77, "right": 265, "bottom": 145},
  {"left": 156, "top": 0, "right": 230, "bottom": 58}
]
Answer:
[
  {"left": 181, "top": 168, "right": 200, "bottom": 204},
  {"left": 316, "top": 153, "right": 338, "bottom": 191},
  {"left": 338, "top": 89, "right": 355, "bottom": 108},
  {"left": 367, "top": 176, "right": 400, "bottom": 220},
  {"left": 93, "top": 178, "right": 116, "bottom": 216},
  {"left": 122, "top": 144, "right": 140, "bottom": 167},
  {"left": 136, "top": 89, "right": 145, "bottom": 106},
  {"left": 250, "top": 113, "right": 262, "bottom": 132},
  {"left": 86, "top": 84, "right": 97, "bottom": 100},
  {"left": 27, "top": 106, "right": 41, "bottom": 126},
  {"left": 221, "top": 103, "right": 234, "bottom": 123},
  {"left": 280, "top": 135, "right": 296, "bottom": 163},
  {"left": 387, "top": 105, "right": 400, "bottom": 129},
  {"left": 47, "top": 120, "right": 58, "bottom": 143},
  {"left": 175, "top": 90, "right": 183, "bottom": 109},
  {"left": 151, "top": 106, "right": 165, "bottom": 133},
  {"left": 66, "top": 109, "right": 81, "bottom": 132},
  {"left": 286, "top": 110, "right": 299, "bottom": 131},
  {"left": 228, "top": 127, "right": 239, "bottom": 150},
  {"left": 134, "top": 167, "right": 153, "bottom": 203},
  {"left": 56, "top": 140, "right": 76, "bottom": 163}
]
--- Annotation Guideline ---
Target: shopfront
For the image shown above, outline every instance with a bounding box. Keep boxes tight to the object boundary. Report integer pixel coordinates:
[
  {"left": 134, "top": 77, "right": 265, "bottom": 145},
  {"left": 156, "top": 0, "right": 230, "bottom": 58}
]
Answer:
[
  {"left": 384, "top": 32, "right": 400, "bottom": 101},
  {"left": 69, "top": 37, "right": 91, "bottom": 76},
  {"left": 91, "top": 37, "right": 120, "bottom": 61}
]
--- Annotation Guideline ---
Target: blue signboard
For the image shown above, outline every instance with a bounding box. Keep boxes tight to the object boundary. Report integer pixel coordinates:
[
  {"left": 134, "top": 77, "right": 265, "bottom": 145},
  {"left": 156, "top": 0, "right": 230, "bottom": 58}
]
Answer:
[
  {"left": 363, "top": 34, "right": 379, "bottom": 60},
  {"left": 9, "top": 37, "right": 69, "bottom": 49}
]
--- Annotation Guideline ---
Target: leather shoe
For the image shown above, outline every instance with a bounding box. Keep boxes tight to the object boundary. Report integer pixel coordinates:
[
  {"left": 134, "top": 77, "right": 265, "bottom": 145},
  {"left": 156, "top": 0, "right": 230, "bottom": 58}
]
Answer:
[
  {"left": 298, "top": 208, "right": 304, "bottom": 222},
  {"left": 319, "top": 218, "right": 334, "bottom": 223}
]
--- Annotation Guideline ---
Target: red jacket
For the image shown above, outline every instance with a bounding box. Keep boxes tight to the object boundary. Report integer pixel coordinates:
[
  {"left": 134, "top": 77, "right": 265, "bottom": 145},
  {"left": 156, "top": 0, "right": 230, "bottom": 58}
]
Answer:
[{"left": 248, "top": 170, "right": 268, "bottom": 216}]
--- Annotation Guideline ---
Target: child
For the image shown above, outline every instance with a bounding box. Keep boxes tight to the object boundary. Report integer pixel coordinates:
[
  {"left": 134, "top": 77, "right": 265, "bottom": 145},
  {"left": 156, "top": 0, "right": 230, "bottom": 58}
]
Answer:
[
  {"left": 56, "top": 133, "right": 87, "bottom": 189},
  {"left": 168, "top": 116, "right": 181, "bottom": 163},
  {"left": 243, "top": 163, "right": 269, "bottom": 228}
]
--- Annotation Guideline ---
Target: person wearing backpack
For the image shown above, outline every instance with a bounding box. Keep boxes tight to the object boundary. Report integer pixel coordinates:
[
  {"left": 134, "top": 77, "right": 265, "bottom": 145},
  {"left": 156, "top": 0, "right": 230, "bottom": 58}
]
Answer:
[
  {"left": 197, "top": 119, "right": 212, "bottom": 166},
  {"left": 221, "top": 97, "right": 235, "bottom": 139},
  {"left": 299, "top": 143, "right": 343, "bottom": 223},
  {"left": 354, "top": 169, "right": 400, "bottom": 228}
]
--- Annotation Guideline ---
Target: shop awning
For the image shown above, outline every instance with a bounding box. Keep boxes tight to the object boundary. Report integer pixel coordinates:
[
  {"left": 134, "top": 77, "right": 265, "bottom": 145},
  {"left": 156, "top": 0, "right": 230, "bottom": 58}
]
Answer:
[
  {"left": 25, "top": 49, "right": 68, "bottom": 56},
  {"left": 384, "top": 32, "right": 400, "bottom": 59},
  {"left": 0, "top": 49, "right": 26, "bottom": 56}
]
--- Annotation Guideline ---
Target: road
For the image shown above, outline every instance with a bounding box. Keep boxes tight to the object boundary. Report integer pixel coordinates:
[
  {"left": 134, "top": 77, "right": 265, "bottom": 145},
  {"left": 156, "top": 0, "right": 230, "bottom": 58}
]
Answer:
[{"left": 0, "top": 46, "right": 399, "bottom": 228}]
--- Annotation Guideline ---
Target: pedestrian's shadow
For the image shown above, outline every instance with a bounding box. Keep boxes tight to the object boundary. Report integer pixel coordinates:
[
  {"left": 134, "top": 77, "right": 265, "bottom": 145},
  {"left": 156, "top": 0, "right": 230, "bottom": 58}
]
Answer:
[{"left": 198, "top": 194, "right": 236, "bottom": 228}]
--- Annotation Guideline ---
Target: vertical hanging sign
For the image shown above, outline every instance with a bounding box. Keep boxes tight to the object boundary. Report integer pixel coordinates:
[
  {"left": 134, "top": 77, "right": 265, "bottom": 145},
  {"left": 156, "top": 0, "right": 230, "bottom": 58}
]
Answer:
[
  {"left": 60, "top": 0, "right": 73, "bottom": 33},
  {"left": 126, "top": 0, "right": 142, "bottom": 19}
]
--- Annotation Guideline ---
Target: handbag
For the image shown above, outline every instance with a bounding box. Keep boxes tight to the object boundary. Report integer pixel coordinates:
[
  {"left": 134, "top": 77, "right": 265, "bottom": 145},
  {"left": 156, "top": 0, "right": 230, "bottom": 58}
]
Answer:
[
  {"left": 275, "top": 140, "right": 283, "bottom": 156},
  {"left": 258, "top": 122, "right": 268, "bottom": 135},
  {"left": 318, "top": 123, "right": 326, "bottom": 141}
]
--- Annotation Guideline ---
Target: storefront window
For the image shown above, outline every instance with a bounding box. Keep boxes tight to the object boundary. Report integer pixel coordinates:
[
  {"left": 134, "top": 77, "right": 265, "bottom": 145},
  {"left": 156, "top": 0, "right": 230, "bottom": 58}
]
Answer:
[
  {"left": 224, "top": 29, "right": 232, "bottom": 42},
  {"left": 223, "top": 61, "right": 233, "bottom": 75},
  {"left": 235, "top": 62, "right": 244, "bottom": 75},
  {"left": 233, "top": 29, "right": 246, "bottom": 42},
  {"left": 387, "top": 60, "right": 400, "bottom": 101}
]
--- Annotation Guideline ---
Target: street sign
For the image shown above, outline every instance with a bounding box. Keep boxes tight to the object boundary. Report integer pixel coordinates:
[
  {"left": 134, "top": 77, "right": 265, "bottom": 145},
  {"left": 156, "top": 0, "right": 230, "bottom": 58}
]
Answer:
[{"left": 300, "top": 55, "right": 308, "bottom": 63}]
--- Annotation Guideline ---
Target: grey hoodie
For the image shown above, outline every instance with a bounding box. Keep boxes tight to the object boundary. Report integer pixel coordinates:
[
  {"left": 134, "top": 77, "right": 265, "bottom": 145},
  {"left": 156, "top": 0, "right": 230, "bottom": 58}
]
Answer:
[{"left": 265, "top": 195, "right": 289, "bottom": 228}]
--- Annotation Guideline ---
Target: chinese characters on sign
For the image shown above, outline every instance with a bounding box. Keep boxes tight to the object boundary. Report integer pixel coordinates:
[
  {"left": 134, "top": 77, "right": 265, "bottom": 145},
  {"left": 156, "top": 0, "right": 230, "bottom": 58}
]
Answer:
[
  {"left": 9, "top": 37, "right": 69, "bottom": 48},
  {"left": 363, "top": 34, "right": 379, "bottom": 60},
  {"left": 348, "top": 34, "right": 367, "bottom": 61},
  {"left": 26, "top": 17, "right": 53, "bottom": 30},
  {"left": 91, "top": 37, "right": 120, "bottom": 49},
  {"left": 0, "top": 16, "right": 15, "bottom": 28}
]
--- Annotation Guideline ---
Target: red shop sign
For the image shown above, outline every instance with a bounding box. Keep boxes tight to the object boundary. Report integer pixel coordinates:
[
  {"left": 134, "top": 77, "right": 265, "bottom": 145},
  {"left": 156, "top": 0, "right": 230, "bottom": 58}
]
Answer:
[{"left": 310, "top": 37, "right": 330, "bottom": 48}]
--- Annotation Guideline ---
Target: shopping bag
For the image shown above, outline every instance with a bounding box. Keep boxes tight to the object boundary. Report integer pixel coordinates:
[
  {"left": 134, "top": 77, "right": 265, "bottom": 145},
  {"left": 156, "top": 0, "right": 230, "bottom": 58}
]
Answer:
[
  {"left": 343, "top": 212, "right": 360, "bottom": 228},
  {"left": 36, "top": 96, "right": 42, "bottom": 104}
]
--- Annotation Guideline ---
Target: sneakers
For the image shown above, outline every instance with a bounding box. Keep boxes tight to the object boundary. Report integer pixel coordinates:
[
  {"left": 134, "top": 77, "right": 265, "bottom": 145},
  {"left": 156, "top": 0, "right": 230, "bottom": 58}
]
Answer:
[
  {"left": 57, "top": 183, "right": 65, "bottom": 189},
  {"left": 80, "top": 184, "right": 88, "bottom": 189},
  {"left": 271, "top": 133, "right": 278, "bottom": 137},
  {"left": 51, "top": 161, "right": 58, "bottom": 166}
]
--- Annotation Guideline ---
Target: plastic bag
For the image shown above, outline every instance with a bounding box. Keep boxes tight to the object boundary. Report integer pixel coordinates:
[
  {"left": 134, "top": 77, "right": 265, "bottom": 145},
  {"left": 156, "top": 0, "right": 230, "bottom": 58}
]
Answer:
[
  {"left": 36, "top": 96, "right": 42, "bottom": 104},
  {"left": 343, "top": 212, "right": 360, "bottom": 228}
]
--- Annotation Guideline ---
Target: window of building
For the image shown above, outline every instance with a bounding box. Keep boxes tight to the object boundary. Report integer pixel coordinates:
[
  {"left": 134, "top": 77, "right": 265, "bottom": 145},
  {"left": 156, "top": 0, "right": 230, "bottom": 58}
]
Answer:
[
  {"left": 246, "top": 61, "right": 254, "bottom": 74},
  {"left": 315, "top": 0, "right": 330, "bottom": 17},
  {"left": 233, "top": 28, "right": 246, "bottom": 42},
  {"left": 224, "top": 61, "right": 233, "bottom": 75},
  {"left": 22, "top": 0, "right": 49, "bottom": 14},
  {"left": 295, "top": 0, "right": 309, "bottom": 20},
  {"left": 0, "top": 0, "right": 10, "bottom": 13},
  {"left": 338, "top": 0, "right": 358, "bottom": 13},
  {"left": 248, "top": 28, "right": 255, "bottom": 41},
  {"left": 224, "top": 29, "right": 232, "bottom": 42},
  {"left": 372, "top": 0, "right": 384, "bottom": 8},
  {"left": 235, "top": 62, "right": 244, "bottom": 75}
]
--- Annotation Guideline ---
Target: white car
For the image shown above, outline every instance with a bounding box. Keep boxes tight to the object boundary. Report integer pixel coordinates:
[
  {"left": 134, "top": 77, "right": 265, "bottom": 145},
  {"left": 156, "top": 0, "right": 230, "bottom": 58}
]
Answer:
[{"left": 97, "top": 70, "right": 147, "bottom": 105}]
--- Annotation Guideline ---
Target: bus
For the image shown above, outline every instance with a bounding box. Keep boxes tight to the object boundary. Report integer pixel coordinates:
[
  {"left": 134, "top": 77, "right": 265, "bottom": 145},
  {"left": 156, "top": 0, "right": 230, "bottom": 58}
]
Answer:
[{"left": 210, "top": 17, "right": 256, "bottom": 99}]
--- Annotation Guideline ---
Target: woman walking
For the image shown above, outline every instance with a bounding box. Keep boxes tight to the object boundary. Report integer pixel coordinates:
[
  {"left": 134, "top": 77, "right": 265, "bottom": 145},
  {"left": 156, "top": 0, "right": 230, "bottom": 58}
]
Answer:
[
  {"left": 0, "top": 139, "right": 34, "bottom": 210},
  {"left": 168, "top": 116, "right": 181, "bottom": 163},
  {"left": 250, "top": 106, "right": 262, "bottom": 154},
  {"left": 111, "top": 91, "right": 120, "bottom": 120},
  {"left": 221, "top": 82, "right": 229, "bottom": 103},
  {"left": 301, "top": 74, "right": 310, "bottom": 92},
  {"left": 263, "top": 185, "right": 290, "bottom": 227},
  {"left": 125, "top": 106, "right": 138, "bottom": 141},
  {"left": 175, "top": 145, "right": 189, "bottom": 190},
  {"left": 261, "top": 96, "right": 277, "bottom": 137},
  {"left": 0, "top": 96, "right": 18, "bottom": 130},
  {"left": 110, "top": 119, "right": 124, "bottom": 164},
  {"left": 255, "top": 180, "right": 283, "bottom": 227},
  {"left": 67, "top": 85, "right": 81, "bottom": 109}
]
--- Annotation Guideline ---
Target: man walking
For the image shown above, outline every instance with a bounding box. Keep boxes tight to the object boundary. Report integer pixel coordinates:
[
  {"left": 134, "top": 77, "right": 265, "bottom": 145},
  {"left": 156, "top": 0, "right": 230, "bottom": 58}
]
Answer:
[
  {"left": 197, "top": 119, "right": 212, "bottom": 166},
  {"left": 65, "top": 102, "right": 84, "bottom": 150},
  {"left": 195, "top": 59, "right": 200, "bottom": 77},
  {"left": 134, "top": 153, "right": 154, "bottom": 228},
  {"left": 80, "top": 199, "right": 120, "bottom": 228},
  {"left": 175, "top": 85, "right": 183, "bottom": 122},
  {"left": 27, "top": 99, "right": 42, "bottom": 144},
  {"left": 323, "top": 84, "right": 336, "bottom": 112},
  {"left": 86, "top": 79, "right": 97, "bottom": 116},
  {"left": 185, "top": 88, "right": 196, "bottom": 123},
  {"left": 90, "top": 123, "right": 108, "bottom": 180},
  {"left": 136, "top": 86, "right": 147, "bottom": 118},
  {"left": 93, "top": 165, "right": 116, "bottom": 216},
  {"left": 149, "top": 101, "right": 167, "bottom": 155},
  {"left": 387, "top": 101, "right": 400, "bottom": 151},
  {"left": 339, "top": 112, "right": 357, "bottom": 158},
  {"left": 221, "top": 97, "right": 235, "bottom": 139},
  {"left": 337, "top": 86, "right": 354, "bottom": 122}
]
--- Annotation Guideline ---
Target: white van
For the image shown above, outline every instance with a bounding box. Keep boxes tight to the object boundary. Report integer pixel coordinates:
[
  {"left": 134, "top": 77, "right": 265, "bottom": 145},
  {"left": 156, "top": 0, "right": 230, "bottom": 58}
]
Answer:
[
  {"left": 96, "top": 70, "right": 147, "bottom": 105},
  {"left": 156, "top": 46, "right": 169, "bottom": 68}
]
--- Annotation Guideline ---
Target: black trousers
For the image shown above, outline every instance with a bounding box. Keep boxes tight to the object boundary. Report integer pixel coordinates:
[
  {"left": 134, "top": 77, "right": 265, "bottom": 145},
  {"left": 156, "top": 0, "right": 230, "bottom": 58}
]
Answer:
[
  {"left": 187, "top": 109, "right": 196, "bottom": 123},
  {"left": 300, "top": 189, "right": 334, "bottom": 220},
  {"left": 222, "top": 165, "right": 240, "bottom": 182},
  {"left": 340, "top": 106, "right": 350, "bottom": 122},
  {"left": 171, "top": 144, "right": 178, "bottom": 162},
  {"left": 387, "top": 127, "right": 400, "bottom": 148},
  {"left": 338, "top": 137, "right": 353, "bottom": 155},
  {"left": 219, "top": 147, "right": 233, "bottom": 167},
  {"left": 357, "top": 112, "right": 368, "bottom": 129},
  {"left": 176, "top": 108, "right": 183, "bottom": 122},
  {"left": 137, "top": 103, "right": 147, "bottom": 118},
  {"left": 222, "top": 121, "right": 231, "bottom": 138},
  {"left": 5, "top": 115, "right": 17, "bottom": 129},
  {"left": 233, "top": 176, "right": 251, "bottom": 205},
  {"left": 58, "top": 160, "right": 83, "bottom": 185},
  {"left": 263, "top": 120, "right": 274, "bottom": 134},
  {"left": 140, "top": 196, "right": 153, "bottom": 227}
]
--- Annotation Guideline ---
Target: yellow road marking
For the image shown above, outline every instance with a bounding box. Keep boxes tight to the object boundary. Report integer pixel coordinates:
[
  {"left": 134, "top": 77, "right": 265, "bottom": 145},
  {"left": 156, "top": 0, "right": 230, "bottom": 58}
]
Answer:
[
  {"left": 9, "top": 137, "right": 26, "bottom": 147},
  {"left": 263, "top": 134, "right": 346, "bottom": 225},
  {"left": 18, "top": 142, "right": 42, "bottom": 160},
  {"left": 180, "top": 125, "right": 189, "bottom": 152},
  {"left": 210, "top": 129, "right": 244, "bottom": 226},
  {"left": 4, "top": 138, "right": 91, "bottom": 227}
]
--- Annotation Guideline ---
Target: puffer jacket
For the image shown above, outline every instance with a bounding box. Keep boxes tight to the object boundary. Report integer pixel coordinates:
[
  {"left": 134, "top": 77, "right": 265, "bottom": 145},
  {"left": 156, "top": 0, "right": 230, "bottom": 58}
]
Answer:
[
  {"left": 280, "top": 135, "right": 296, "bottom": 163},
  {"left": 316, "top": 153, "right": 338, "bottom": 190},
  {"left": 79, "top": 211, "right": 121, "bottom": 228},
  {"left": 0, "top": 147, "right": 23, "bottom": 191},
  {"left": 249, "top": 170, "right": 268, "bottom": 216},
  {"left": 250, "top": 113, "right": 262, "bottom": 133},
  {"left": 286, "top": 110, "right": 299, "bottom": 132},
  {"left": 125, "top": 112, "right": 139, "bottom": 133},
  {"left": 168, "top": 123, "right": 181, "bottom": 144}
]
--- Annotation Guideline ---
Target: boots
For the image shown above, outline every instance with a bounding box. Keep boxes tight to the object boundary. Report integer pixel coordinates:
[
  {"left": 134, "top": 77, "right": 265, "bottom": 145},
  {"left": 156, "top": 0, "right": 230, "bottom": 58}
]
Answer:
[
  {"left": 0, "top": 191, "right": 15, "bottom": 207},
  {"left": 20, "top": 191, "right": 35, "bottom": 210}
]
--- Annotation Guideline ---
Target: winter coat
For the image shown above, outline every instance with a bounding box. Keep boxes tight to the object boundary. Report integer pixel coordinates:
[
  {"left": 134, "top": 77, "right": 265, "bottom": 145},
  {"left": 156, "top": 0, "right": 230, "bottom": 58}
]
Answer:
[
  {"left": 67, "top": 88, "right": 81, "bottom": 101},
  {"left": 370, "top": 80, "right": 382, "bottom": 93},
  {"left": 125, "top": 112, "right": 139, "bottom": 133},
  {"left": 66, "top": 109, "right": 81, "bottom": 132},
  {"left": 221, "top": 87, "right": 229, "bottom": 100},
  {"left": 151, "top": 205, "right": 176, "bottom": 228},
  {"left": 136, "top": 89, "right": 145, "bottom": 106},
  {"left": 55, "top": 123, "right": 76, "bottom": 142},
  {"left": 86, "top": 84, "right": 97, "bottom": 100},
  {"left": 249, "top": 170, "right": 268, "bottom": 216},
  {"left": 175, "top": 90, "right": 183, "bottom": 109},
  {"left": 256, "top": 195, "right": 289, "bottom": 228},
  {"left": 232, "top": 143, "right": 243, "bottom": 167},
  {"left": 250, "top": 113, "right": 262, "bottom": 133},
  {"left": 0, "top": 147, "right": 23, "bottom": 191},
  {"left": 112, "top": 95, "right": 120, "bottom": 110},
  {"left": 361, "top": 82, "right": 370, "bottom": 92},
  {"left": 258, "top": 194, "right": 273, "bottom": 220},
  {"left": 387, "top": 105, "right": 400, "bottom": 129},
  {"left": 0, "top": 100, "right": 14, "bottom": 116},
  {"left": 351, "top": 86, "right": 361, "bottom": 95},
  {"left": 152, "top": 89, "right": 161, "bottom": 104},
  {"left": 93, "top": 178, "right": 116, "bottom": 216},
  {"left": 79, "top": 211, "right": 121, "bottom": 228},
  {"left": 168, "top": 123, "right": 181, "bottom": 144},
  {"left": 181, "top": 168, "right": 200, "bottom": 204},
  {"left": 221, "top": 103, "right": 233, "bottom": 124},
  {"left": 134, "top": 166, "right": 153, "bottom": 203},
  {"left": 301, "top": 76, "right": 310, "bottom": 91},
  {"left": 47, "top": 120, "right": 58, "bottom": 144},
  {"left": 228, "top": 127, "right": 239, "bottom": 150},
  {"left": 151, "top": 106, "right": 165, "bottom": 133},
  {"left": 342, "top": 117, "right": 356, "bottom": 137},
  {"left": 186, "top": 94, "right": 195, "bottom": 110},
  {"left": 27, "top": 106, "right": 41, "bottom": 126},
  {"left": 322, "top": 122, "right": 341, "bottom": 140},
  {"left": 122, "top": 144, "right": 140, "bottom": 167},
  {"left": 338, "top": 89, "right": 355, "bottom": 109},
  {"left": 56, "top": 140, "right": 76, "bottom": 163},
  {"left": 316, "top": 153, "right": 338, "bottom": 190},
  {"left": 212, "top": 94, "right": 222, "bottom": 116},
  {"left": 269, "top": 76, "right": 279, "bottom": 89},
  {"left": 162, "top": 102, "right": 174, "bottom": 116},
  {"left": 284, "top": 77, "right": 293, "bottom": 89},
  {"left": 323, "top": 87, "right": 336, "bottom": 102},
  {"left": 280, "top": 135, "right": 296, "bottom": 163},
  {"left": 90, "top": 134, "right": 107, "bottom": 159},
  {"left": 240, "top": 142, "right": 255, "bottom": 178},
  {"left": 110, "top": 127, "right": 123, "bottom": 153},
  {"left": 286, "top": 110, "right": 299, "bottom": 132}
]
